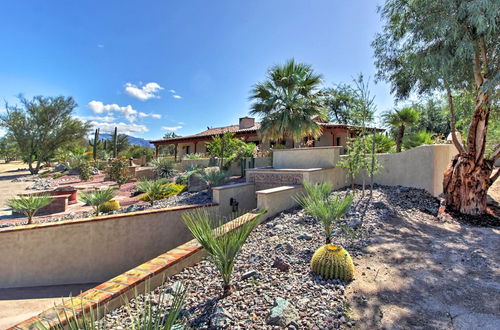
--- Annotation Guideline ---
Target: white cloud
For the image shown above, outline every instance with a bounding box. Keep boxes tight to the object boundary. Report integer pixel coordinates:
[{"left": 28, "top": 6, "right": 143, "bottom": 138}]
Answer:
[
  {"left": 161, "top": 126, "right": 182, "bottom": 131},
  {"left": 172, "top": 95, "right": 182, "bottom": 99},
  {"left": 74, "top": 115, "right": 116, "bottom": 122},
  {"left": 88, "top": 121, "right": 149, "bottom": 135},
  {"left": 169, "top": 89, "right": 176, "bottom": 93},
  {"left": 87, "top": 101, "right": 160, "bottom": 123},
  {"left": 125, "top": 82, "right": 163, "bottom": 101},
  {"left": 97, "top": 44, "right": 104, "bottom": 48}
]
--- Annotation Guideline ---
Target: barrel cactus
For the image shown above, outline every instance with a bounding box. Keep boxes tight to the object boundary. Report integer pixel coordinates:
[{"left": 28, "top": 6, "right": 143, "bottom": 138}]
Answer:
[
  {"left": 310, "top": 244, "right": 354, "bottom": 281},
  {"left": 100, "top": 200, "right": 120, "bottom": 213}
]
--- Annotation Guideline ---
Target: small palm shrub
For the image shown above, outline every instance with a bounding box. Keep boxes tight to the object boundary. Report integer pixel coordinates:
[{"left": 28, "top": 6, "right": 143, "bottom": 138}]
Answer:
[
  {"left": 7, "top": 194, "right": 52, "bottom": 224},
  {"left": 151, "top": 159, "right": 176, "bottom": 179},
  {"left": 100, "top": 200, "right": 120, "bottom": 213},
  {"left": 296, "top": 183, "right": 353, "bottom": 244},
  {"left": 78, "top": 161, "right": 93, "bottom": 181},
  {"left": 106, "top": 158, "right": 129, "bottom": 187},
  {"left": 182, "top": 210, "right": 262, "bottom": 296},
  {"left": 197, "top": 168, "right": 229, "bottom": 195},
  {"left": 137, "top": 179, "right": 168, "bottom": 206},
  {"left": 47, "top": 281, "right": 188, "bottom": 330},
  {"left": 79, "top": 188, "right": 115, "bottom": 216}
]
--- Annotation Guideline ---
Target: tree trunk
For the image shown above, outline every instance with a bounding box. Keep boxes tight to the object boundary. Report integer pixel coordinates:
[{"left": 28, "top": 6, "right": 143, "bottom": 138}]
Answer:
[
  {"left": 396, "top": 125, "right": 405, "bottom": 153},
  {"left": 223, "top": 284, "right": 232, "bottom": 297},
  {"left": 443, "top": 153, "right": 494, "bottom": 215}
]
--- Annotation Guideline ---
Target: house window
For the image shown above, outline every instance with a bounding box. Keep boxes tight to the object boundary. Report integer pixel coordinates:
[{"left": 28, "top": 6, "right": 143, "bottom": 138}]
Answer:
[
  {"left": 336, "top": 137, "right": 341, "bottom": 146},
  {"left": 185, "top": 146, "right": 190, "bottom": 154}
]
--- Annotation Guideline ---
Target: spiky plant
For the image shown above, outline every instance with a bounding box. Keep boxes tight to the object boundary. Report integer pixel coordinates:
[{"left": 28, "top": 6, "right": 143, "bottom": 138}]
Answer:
[
  {"left": 47, "top": 281, "right": 188, "bottom": 330},
  {"left": 296, "top": 184, "right": 353, "bottom": 244},
  {"left": 7, "top": 194, "right": 52, "bottom": 224},
  {"left": 197, "top": 169, "right": 229, "bottom": 196},
  {"left": 151, "top": 159, "right": 177, "bottom": 179},
  {"left": 137, "top": 179, "right": 169, "bottom": 206},
  {"left": 182, "top": 210, "right": 262, "bottom": 296},
  {"left": 79, "top": 188, "right": 115, "bottom": 216}
]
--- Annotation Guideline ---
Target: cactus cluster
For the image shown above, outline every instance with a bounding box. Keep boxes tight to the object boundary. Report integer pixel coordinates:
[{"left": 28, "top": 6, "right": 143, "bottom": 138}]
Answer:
[
  {"left": 88, "top": 128, "right": 100, "bottom": 161},
  {"left": 310, "top": 244, "right": 354, "bottom": 281}
]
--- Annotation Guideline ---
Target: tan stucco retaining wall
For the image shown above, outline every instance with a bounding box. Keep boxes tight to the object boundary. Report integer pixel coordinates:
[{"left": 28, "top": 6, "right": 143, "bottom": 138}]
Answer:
[
  {"left": 213, "top": 182, "right": 257, "bottom": 216},
  {"left": 348, "top": 144, "right": 458, "bottom": 197},
  {"left": 273, "top": 146, "right": 341, "bottom": 169},
  {"left": 0, "top": 204, "right": 217, "bottom": 288},
  {"left": 256, "top": 185, "right": 304, "bottom": 219}
]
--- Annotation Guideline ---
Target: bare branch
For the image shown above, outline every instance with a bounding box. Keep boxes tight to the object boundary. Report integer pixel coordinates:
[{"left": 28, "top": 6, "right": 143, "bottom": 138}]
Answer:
[
  {"left": 445, "top": 85, "right": 465, "bottom": 153},
  {"left": 490, "top": 168, "right": 500, "bottom": 187}
]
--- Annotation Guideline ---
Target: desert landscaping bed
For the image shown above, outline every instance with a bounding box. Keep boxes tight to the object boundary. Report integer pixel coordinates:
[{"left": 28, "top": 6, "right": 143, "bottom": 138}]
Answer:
[{"left": 99, "top": 186, "right": 450, "bottom": 329}]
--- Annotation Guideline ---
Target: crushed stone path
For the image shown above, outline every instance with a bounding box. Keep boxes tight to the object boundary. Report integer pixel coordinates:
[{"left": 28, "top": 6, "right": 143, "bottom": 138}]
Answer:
[{"left": 347, "top": 213, "right": 500, "bottom": 329}]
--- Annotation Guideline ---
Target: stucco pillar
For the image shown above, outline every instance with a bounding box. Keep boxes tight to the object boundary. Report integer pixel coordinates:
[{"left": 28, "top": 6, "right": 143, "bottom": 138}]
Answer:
[{"left": 174, "top": 144, "right": 178, "bottom": 162}]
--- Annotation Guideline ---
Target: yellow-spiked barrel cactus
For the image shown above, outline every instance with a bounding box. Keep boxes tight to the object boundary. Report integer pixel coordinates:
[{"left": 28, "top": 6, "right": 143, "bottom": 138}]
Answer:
[
  {"left": 100, "top": 200, "right": 120, "bottom": 213},
  {"left": 310, "top": 244, "right": 354, "bottom": 281}
]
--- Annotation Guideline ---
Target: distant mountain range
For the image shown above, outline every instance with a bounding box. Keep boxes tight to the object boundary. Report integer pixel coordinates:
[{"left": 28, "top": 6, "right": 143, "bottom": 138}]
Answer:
[{"left": 100, "top": 134, "right": 153, "bottom": 148}]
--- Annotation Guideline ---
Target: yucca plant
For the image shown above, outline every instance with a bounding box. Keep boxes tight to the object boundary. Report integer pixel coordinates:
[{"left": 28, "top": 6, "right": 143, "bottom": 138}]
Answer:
[
  {"left": 7, "top": 194, "right": 52, "bottom": 224},
  {"left": 182, "top": 209, "right": 262, "bottom": 296},
  {"left": 296, "top": 183, "right": 353, "bottom": 244},
  {"left": 79, "top": 188, "right": 115, "bottom": 216},
  {"left": 47, "top": 281, "right": 188, "bottom": 330}
]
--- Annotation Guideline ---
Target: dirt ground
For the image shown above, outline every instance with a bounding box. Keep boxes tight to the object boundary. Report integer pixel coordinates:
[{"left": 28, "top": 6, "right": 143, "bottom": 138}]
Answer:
[
  {"left": 347, "top": 213, "right": 500, "bottom": 329},
  {"left": 0, "top": 162, "right": 31, "bottom": 209}
]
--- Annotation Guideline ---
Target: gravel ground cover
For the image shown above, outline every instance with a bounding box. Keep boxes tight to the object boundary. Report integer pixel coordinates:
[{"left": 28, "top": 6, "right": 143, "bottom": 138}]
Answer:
[{"left": 100, "top": 185, "right": 442, "bottom": 329}]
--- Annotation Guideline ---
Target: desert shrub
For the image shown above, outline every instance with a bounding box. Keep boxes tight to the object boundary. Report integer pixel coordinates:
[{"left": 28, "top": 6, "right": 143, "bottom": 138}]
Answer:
[
  {"left": 78, "top": 161, "right": 93, "bottom": 181},
  {"left": 138, "top": 180, "right": 186, "bottom": 205},
  {"left": 403, "top": 130, "right": 434, "bottom": 150},
  {"left": 106, "top": 158, "right": 129, "bottom": 187},
  {"left": 182, "top": 210, "right": 262, "bottom": 296},
  {"left": 79, "top": 188, "right": 115, "bottom": 216},
  {"left": 123, "top": 145, "right": 155, "bottom": 162},
  {"left": 175, "top": 174, "right": 188, "bottom": 185},
  {"left": 150, "top": 158, "right": 176, "bottom": 178},
  {"left": 7, "top": 194, "right": 52, "bottom": 224},
  {"left": 100, "top": 200, "right": 120, "bottom": 213}
]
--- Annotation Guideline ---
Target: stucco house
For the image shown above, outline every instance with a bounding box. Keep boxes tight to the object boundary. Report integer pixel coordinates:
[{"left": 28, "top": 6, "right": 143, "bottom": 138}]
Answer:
[{"left": 150, "top": 116, "right": 379, "bottom": 161}]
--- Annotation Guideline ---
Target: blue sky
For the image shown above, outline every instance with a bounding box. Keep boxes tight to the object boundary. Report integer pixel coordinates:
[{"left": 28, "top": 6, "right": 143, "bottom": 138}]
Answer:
[{"left": 0, "top": 0, "right": 393, "bottom": 140}]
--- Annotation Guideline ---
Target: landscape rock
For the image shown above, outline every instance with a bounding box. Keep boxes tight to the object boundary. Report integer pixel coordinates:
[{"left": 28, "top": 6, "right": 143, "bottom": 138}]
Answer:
[
  {"left": 210, "top": 307, "right": 233, "bottom": 328},
  {"left": 54, "top": 162, "right": 70, "bottom": 172},
  {"left": 297, "top": 232, "right": 313, "bottom": 240},
  {"left": 241, "top": 270, "right": 259, "bottom": 280},
  {"left": 348, "top": 219, "right": 362, "bottom": 229},
  {"left": 272, "top": 257, "right": 290, "bottom": 272},
  {"left": 267, "top": 297, "right": 299, "bottom": 327}
]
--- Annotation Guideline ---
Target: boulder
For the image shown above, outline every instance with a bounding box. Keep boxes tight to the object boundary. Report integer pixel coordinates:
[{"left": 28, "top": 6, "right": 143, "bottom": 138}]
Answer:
[{"left": 54, "top": 162, "right": 70, "bottom": 172}]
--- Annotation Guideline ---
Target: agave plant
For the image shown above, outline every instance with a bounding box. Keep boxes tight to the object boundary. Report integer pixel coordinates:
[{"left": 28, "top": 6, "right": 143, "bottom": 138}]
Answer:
[
  {"left": 79, "top": 188, "right": 115, "bottom": 216},
  {"left": 7, "top": 194, "right": 52, "bottom": 224},
  {"left": 296, "top": 182, "right": 353, "bottom": 244},
  {"left": 47, "top": 281, "right": 188, "bottom": 330},
  {"left": 151, "top": 159, "right": 177, "bottom": 179},
  {"left": 182, "top": 209, "right": 262, "bottom": 296}
]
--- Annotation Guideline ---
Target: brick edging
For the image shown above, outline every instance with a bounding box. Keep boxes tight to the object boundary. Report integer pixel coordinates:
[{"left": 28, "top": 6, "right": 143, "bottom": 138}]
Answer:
[{"left": 9, "top": 211, "right": 261, "bottom": 330}]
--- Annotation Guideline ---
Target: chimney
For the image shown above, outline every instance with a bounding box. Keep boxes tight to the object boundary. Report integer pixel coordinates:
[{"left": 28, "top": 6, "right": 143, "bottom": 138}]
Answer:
[{"left": 239, "top": 116, "right": 255, "bottom": 129}]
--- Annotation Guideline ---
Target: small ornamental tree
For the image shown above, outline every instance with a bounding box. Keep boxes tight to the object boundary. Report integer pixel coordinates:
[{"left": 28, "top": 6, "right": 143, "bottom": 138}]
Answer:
[{"left": 106, "top": 158, "right": 129, "bottom": 187}]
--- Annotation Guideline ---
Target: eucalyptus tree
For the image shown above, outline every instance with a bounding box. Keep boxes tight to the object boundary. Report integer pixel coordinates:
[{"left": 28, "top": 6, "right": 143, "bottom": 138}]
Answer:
[
  {"left": 383, "top": 107, "right": 420, "bottom": 153},
  {"left": 0, "top": 96, "right": 90, "bottom": 174},
  {"left": 322, "top": 83, "right": 361, "bottom": 124},
  {"left": 250, "top": 59, "right": 327, "bottom": 145},
  {"left": 373, "top": 0, "right": 499, "bottom": 215}
]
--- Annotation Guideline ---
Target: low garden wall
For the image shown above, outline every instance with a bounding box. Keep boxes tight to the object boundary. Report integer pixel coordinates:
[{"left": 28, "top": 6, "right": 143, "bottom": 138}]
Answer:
[
  {"left": 273, "top": 146, "right": 341, "bottom": 169},
  {"left": 212, "top": 182, "right": 257, "bottom": 216},
  {"left": 256, "top": 185, "right": 304, "bottom": 219},
  {"left": 349, "top": 144, "right": 458, "bottom": 197},
  {"left": 0, "top": 204, "right": 217, "bottom": 288}
]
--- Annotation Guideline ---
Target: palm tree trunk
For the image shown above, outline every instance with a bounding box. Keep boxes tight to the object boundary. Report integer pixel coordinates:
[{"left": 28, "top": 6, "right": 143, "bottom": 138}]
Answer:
[{"left": 396, "top": 125, "right": 405, "bottom": 153}]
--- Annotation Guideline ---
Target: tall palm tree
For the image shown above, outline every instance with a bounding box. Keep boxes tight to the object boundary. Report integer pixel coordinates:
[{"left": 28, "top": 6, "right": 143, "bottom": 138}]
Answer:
[
  {"left": 383, "top": 107, "right": 420, "bottom": 152},
  {"left": 249, "top": 59, "right": 327, "bottom": 146}
]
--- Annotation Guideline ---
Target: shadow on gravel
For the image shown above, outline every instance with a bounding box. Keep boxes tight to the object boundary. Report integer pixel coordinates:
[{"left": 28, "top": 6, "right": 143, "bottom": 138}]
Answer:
[{"left": 348, "top": 214, "right": 500, "bottom": 329}]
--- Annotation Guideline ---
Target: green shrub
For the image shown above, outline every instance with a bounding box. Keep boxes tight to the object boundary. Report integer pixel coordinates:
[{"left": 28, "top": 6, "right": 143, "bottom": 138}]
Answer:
[
  {"left": 79, "top": 188, "right": 115, "bottom": 216},
  {"left": 138, "top": 181, "right": 186, "bottom": 205},
  {"left": 183, "top": 153, "right": 203, "bottom": 160},
  {"left": 7, "top": 194, "right": 53, "bottom": 224},
  {"left": 106, "top": 158, "right": 129, "bottom": 187},
  {"left": 403, "top": 130, "right": 434, "bottom": 150},
  {"left": 78, "top": 161, "right": 93, "bottom": 181},
  {"left": 52, "top": 172, "right": 65, "bottom": 179},
  {"left": 197, "top": 168, "right": 229, "bottom": 191},
  {"left": 150, "top": 158, "right": 176, "bottom": 178}
]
